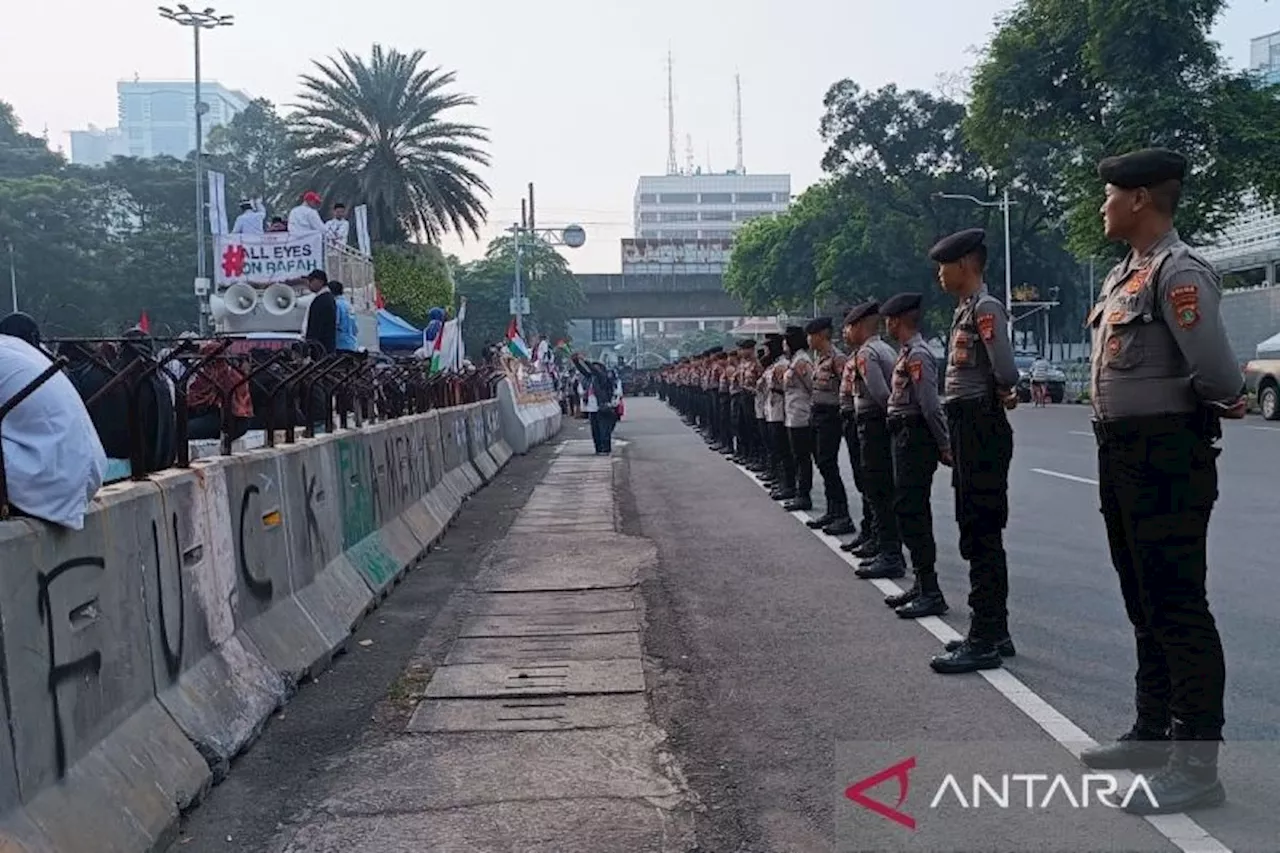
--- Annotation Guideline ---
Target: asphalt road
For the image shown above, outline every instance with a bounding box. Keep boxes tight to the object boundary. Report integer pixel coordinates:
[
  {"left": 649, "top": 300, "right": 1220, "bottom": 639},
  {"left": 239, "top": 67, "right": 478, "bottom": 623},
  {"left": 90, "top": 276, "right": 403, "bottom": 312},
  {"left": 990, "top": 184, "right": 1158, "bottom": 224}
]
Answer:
[{"left": 620, "top": 396, "right": 1278, "bottom": 853}]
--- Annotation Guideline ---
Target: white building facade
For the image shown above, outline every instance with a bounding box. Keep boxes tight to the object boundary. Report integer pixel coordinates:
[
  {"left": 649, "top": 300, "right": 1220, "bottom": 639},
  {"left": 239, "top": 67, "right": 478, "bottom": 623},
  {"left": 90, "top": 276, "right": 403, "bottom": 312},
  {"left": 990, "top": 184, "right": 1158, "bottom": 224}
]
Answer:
[
  {"left": 633, "top": 173, "right": 791, "bottom": 242},
  {"left": 68, "top": 126, "right": 127, "bottom": 167},
  {"left": 1253, "top": 29, "right": 1280, "bottom": 85}
]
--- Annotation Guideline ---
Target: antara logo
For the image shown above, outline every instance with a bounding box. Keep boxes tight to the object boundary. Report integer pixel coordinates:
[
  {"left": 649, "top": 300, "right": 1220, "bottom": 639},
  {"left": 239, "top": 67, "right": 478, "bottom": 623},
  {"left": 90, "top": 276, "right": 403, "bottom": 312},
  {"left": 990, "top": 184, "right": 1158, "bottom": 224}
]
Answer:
[{"left": 845, "top": 758, "right": 1158, "bottom": 830}]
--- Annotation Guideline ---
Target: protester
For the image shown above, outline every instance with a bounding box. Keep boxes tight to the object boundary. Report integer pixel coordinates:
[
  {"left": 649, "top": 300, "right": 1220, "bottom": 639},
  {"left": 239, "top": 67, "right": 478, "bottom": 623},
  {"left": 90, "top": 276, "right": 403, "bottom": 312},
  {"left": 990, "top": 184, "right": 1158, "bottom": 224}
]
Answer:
[
  {"left": 325, "top": 202, "right": 350, "bottom": 245},
  {"left": 0, "top": 334, "right": 106, "bottom": 530},
  {"left": 186, "top": 342, "right": 254, "bottom": 441},
  {"left": 231, "top": 199, "right": 265, "bottom": 235},
  {"left": 0, "top": 312, "right": 42, "bottom": 350},
  {"left": 303, "top": 269, "right": 337, "bottom": 355},
  {"left": 267, "top": 216, "right": 288, "bottom": 233},
  {"left": 330, "top": 280, "right": 360, "bottom": 352},
  {"left": 573, "top": 352, "right": 623, "bottom": 454},
  {"left": 288, "top": 191, "right": 326, "bottom": 234}
]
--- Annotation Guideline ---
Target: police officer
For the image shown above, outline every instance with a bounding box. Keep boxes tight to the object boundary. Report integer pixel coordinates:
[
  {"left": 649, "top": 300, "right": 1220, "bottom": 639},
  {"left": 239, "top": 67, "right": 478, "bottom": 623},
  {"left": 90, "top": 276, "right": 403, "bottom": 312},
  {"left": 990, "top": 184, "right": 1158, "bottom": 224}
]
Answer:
[
  {"left": 751, "top": 340, "right": 774, "bottom": 477},
  {"left": 766, "top": 334, "right": 796, "bottom": 501},
  {"left": 805, "top": 317, "right": 855, "bottom": 535},
  {"left": 843, "top": 302, "right": 907, "bottom": 579},
  {"left": 927, "top": 228, "right": 1020, "bottom": 675},
  {"left": 880, "top": 293, "right": 950, "bottom": 619},
  {"left": 838, "top": 309, "right": 873, "bottom": 554},
  {"left": 782, "top": 325, "right": 814, "bottom": 511},
  {"left": 1078, "top": 149, "right": 1245, "bottom": 816},
  {"left": 734, "top": 338, "right": 758, "bottom": 465}
]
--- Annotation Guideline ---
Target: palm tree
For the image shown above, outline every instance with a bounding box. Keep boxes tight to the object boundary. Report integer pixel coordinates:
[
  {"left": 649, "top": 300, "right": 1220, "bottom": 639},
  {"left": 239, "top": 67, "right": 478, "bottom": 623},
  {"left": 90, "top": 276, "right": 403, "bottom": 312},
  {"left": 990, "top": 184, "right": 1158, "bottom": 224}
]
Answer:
[{"left": 290, "top": 45, "right": 491, "bottom": 245}]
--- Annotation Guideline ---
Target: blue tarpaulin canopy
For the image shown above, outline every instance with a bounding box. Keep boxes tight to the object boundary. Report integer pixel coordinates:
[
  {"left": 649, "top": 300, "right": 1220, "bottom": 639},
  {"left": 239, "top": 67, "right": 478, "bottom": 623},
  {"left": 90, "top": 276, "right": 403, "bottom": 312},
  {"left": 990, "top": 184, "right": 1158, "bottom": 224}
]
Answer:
[{"left": 378, "top": 309, "right": 422, "bottom": 352}]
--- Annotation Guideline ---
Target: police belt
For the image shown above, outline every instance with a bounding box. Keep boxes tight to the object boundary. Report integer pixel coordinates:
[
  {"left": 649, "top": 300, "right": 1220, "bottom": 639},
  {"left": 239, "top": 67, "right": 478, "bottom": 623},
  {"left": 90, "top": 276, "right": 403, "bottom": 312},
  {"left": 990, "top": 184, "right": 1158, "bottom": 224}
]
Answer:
[
  {"left": 811, "top": 402, "right": 840, "bottom": 414},
  {"left": 943, "top": 394, "right": 1003, "bottom": 417},
  {"left": 887, "top": 413, "right": 927, "bottom": 431},
  {"left": 1091, "top": 410, "right": 1218, "bottom": 444},
  {"left": 855, "top": 410, "right": 887, "bottom": 425}
]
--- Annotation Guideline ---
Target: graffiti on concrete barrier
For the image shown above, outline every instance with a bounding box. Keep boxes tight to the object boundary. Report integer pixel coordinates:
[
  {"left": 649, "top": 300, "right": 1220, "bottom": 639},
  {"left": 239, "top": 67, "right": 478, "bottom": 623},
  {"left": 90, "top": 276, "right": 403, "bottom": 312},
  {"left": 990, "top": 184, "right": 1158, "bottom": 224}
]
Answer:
[
  {"left": 37, "top": 557, "right": 105, "bottom": 777},
  {"left": 151, "top": 515, "right": 185, "bottom": 681},
  {"left": 237, "top": 485, "right": 276, "bottom": 601},
  {"left": 337, "top": 439, "right": 374, "bottom": 548},
  {"left": 302, "top": 463, "right": 325, "bottom": 562}
]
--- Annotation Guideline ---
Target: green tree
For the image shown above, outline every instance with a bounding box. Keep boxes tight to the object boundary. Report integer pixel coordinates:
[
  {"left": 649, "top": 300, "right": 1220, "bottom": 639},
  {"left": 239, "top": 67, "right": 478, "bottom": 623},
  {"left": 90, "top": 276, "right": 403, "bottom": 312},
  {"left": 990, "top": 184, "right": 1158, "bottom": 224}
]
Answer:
[
  {"left": 290, "top": 44, "right": 492, "bottom": 245},
  {"left": 0, "top": 102, "right": 63, "bottom": 179},
  {"left": 373, "top": 243, "right": 454, "bottom": 327},
  {"left": 205, "top": 98, "right": 297, "bottom": 210},
  {"left": 966, "top": 0, "right": 1280, "bottom": 258}
]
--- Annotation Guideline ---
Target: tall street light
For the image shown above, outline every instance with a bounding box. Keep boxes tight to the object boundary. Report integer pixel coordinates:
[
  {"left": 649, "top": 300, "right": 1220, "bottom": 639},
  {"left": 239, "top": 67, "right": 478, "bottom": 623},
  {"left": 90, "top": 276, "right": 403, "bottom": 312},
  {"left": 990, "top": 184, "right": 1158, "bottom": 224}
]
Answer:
[
  {"left": 933, "top": 188, "right": 1016, "bottom": 340},
  {"left": 158, "top": 4, "right": 234, "bottom": 333}
]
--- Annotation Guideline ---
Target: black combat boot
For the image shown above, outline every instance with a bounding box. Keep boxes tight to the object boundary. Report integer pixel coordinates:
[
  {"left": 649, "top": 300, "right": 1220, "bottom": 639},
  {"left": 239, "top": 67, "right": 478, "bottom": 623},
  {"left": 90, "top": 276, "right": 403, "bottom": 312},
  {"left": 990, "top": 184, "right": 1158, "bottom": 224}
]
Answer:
[
  {"left": 885, "top": 578, "right": 920, "bottom": 609},
  {"left": 784, "top": 494, "right": 813, "bottom": 512},
  {"left": 771, "top": 487, "right": 796, "bottom": 501},
  {"left": 840, "top": 529, "right": 868, "bottom": 552},
  {"left": 1080, "top": 726, "right": 1173, "bottom": 770},
  {"left": 855, "top": 551, "right": 906, "bottom": 579},
  {"left": 896, "top": 572, "right": 947, "bottom": 619},
  {"left": 852, "top": 537, "right": 879, "bottom": 559},
  {"left": 806, "top": 510, "right": 837, "bottom": 529},
  {"left": 945, "top": 635, "right": 1017, "bottom": 658},
  {"left": 930, "top": 638, "right": 1003, "bottom": 674},
  {"left": 1123, "top": 736, "right": 1225, "bottom": 815},
  {"left": 823, "top": 513, "right": 857, "bottom": 536}
]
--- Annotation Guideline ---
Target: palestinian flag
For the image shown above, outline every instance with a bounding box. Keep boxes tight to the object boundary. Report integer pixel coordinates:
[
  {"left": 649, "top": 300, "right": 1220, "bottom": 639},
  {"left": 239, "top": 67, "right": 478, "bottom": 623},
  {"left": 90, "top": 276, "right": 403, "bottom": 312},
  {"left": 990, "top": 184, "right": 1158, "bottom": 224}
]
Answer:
[{"left": 506, "top": 317, "right": 532, "bottom": 360}]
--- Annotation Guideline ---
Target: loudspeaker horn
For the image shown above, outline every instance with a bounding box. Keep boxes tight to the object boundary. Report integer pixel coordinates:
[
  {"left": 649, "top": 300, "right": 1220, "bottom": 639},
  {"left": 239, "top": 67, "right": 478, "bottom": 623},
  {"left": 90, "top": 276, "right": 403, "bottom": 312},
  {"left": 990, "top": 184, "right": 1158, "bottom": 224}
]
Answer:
[
  {"left": 262, "top": 283, "right": 297, "bottom": 315},
  {"left": 223, "top": 282, "right": 258, "bottom": 316}
]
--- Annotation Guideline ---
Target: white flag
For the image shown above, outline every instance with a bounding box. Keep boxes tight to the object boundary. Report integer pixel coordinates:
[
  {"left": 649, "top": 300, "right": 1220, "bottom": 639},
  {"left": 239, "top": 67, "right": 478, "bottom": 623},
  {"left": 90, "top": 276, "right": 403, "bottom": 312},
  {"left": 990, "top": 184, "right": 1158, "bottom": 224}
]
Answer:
[
  {"left": 207, "top": 170, "right": 228, "bottom": 235},
  {"left": 354, "top": 204, "right": 371, "bottom": 257}
]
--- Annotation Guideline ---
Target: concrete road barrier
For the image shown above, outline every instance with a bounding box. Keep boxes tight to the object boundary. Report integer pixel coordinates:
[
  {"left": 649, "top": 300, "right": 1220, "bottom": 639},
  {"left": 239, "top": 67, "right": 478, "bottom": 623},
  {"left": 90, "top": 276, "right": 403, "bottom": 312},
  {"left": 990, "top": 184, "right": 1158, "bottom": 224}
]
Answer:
[
  {"left": 496, "top": 378, "right": 562, "bottom": 455},
  {"left": 0, "top": 399, "right": 514, "bottom": 853}
]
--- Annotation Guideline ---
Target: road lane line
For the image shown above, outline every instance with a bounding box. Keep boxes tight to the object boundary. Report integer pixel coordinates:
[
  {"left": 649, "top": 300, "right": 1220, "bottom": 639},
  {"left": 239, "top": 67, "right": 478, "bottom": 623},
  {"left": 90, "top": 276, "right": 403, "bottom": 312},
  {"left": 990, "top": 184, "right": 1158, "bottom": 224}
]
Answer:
[
  {"left": 722, "top": 452, "right": 1229, "bottom": 852},
  {"left": 1247, "top": 425, "right": 1280, "bottom": 432},
  {"left": 1068, "top": 430, "right": 1094, "bottom": 437},
  {"left": 1032, "top": 467, "right": 1099, "bottom": 486}
]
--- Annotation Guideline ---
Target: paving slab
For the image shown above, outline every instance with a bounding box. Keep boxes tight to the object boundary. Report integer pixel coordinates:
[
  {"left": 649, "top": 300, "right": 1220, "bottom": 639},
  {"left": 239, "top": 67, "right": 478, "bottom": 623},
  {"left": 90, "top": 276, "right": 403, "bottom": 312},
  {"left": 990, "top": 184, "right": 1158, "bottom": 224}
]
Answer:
[
  {"left": 305, "top": 726, "right": 685, "bottom": 816},
  {"left": 424, "top": 659, "right": 645, "bottom": 698},
  {"left": 478, "top": 536, "right": 657, "bottom": 592},
  {"left": 460, "top": 610, "right": 639, "bottom": 637},
  {"left": 444, "top": 632, "right": 642, "bottom": 665},
  {"left": 280, "top": 797, "right": 696, "bottom": 853},
  {"left": 470, "top": 589, "right": 636, "bottom": 616},
  {"left": 444, "top": 632, "right": 643, "bottom": 664},
  {"left": 407, "top": 693, "right": 650, "bottom": 733}
]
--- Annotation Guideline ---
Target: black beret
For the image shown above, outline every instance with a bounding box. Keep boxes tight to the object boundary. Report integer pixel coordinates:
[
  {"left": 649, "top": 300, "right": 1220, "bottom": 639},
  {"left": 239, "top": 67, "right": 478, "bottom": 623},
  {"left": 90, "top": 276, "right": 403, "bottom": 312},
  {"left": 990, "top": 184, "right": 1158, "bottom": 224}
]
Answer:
[
  {"left": 843, "top": 300, "right": 880, "bottom": 326},
  {"left": 765, "top": 336, "right": 784, "bottom": 355},
  {"left": 764, "top": 332, "right": 783, "bottom": 340},
  {"left": 804, "top": 316, "right": 833, "bottom": 335},
  {"left": 880, "top": 292, "right": 923, "bottom": 317},
  {"left": 1097, "top": 148, "right": 1187, "bottom": 189},
  {"left": 784, "top": 325, "right": 804, "bottom": 336},
  {"left": 736, "top": 338, "right": 757, "bottom": 349},
  {"left": 708, "top": 346, "right": 724, "bottom": 355},
  {"left": 929, "top": 228, "right": 986, "bottom": 264},
  {"left": 784, "top": 326, "right": 808, "bottom": 351}
]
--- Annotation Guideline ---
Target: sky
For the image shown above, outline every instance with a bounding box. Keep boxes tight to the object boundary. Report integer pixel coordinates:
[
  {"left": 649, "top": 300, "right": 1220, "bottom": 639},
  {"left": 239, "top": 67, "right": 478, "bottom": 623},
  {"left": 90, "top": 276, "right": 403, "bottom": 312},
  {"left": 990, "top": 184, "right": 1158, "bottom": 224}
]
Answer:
[{"left": 3, "top": 0, "right": 1276, "bottom": 273}]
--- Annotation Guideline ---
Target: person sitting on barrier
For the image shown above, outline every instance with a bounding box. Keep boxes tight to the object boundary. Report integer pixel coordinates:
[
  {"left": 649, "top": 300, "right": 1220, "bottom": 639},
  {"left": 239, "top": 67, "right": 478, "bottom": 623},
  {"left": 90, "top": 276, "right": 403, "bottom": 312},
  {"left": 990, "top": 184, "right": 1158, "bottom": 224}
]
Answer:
[
  {"left": 187, "top": 342, "right": 254, "bottom": 441},
  {"left": 0, "top": 333, "right": 106, "bottom": 530}
]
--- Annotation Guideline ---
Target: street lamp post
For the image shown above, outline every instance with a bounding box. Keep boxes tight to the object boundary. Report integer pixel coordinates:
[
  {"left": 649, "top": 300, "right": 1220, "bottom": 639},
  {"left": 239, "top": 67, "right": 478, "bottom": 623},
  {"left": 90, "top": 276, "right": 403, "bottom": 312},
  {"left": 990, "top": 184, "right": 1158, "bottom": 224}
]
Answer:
[
  {"left": 933, "top": 189, "right": 1016, "bottom": 341},
  {"left": 506, "top": 221, "right": 586, "bottom": 341},
  {"left": 158, "top": 4, "right": 234, "bottom": 333}
]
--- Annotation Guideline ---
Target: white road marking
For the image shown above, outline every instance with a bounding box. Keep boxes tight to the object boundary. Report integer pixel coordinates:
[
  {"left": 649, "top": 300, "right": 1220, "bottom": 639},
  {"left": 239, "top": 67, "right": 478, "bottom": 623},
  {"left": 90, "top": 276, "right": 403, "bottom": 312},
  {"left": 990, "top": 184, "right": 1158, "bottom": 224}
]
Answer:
[
  {"left": 1068, "top": 430, "right": 1094, "bottom": 437},
  {"left": 1247, "top": 425, "right": 1280, "bottom": 432},
  {"left": 724, "top": 453, "right": 1229, "bottom": 853},
  {"left": 1032, "top": 467, "right": 1099, "bottom": 486}
]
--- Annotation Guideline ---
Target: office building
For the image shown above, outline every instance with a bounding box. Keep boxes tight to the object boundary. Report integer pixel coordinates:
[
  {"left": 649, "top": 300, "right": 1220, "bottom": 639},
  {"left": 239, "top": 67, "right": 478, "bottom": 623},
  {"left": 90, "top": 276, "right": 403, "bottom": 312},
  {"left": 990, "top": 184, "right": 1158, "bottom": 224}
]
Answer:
[
  {"left": 1252, "top": 30, "right": 1280, "bottom": 85},
  {"left": 633, "top": 172, "right": 791, "bottom": 242},
  {"left": 69, "top": 126, "right": 126, "bottom": 167}
]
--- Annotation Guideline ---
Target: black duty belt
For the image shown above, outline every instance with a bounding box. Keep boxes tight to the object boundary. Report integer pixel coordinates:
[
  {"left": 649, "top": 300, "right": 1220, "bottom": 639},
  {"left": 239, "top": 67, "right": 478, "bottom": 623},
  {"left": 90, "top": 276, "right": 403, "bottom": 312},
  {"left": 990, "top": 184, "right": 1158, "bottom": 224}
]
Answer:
[
  {"left": 887, "top": 413, "right": 926, "bottom": 430},
  {"left": 856, "top": 411, "right": 887, "bottom": 425},
  {"left": 1091, "top": 411, "right": 1208, "bottom": 443},
  {"left": 811, "top": 402, "right": 840, "bottom": 412},
  {"left": 944, "top": 395, "right": 1002, "bottom": 417}
]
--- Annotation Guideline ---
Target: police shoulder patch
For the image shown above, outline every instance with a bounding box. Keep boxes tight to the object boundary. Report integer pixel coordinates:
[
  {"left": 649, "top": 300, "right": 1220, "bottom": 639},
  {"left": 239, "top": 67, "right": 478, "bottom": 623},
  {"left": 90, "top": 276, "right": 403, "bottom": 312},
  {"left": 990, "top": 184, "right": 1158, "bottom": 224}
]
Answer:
[
  {"left": 1168, "top": 283, "right": 1200, "bottom": 330},
  {"left": 977, "top": 313, "right": 996, "bottom": 341},
  {"left": 856, "top": 355, "right": 867, "bottom": 376},
  {"left": 908, "top": 359, "right": 924, "bottom": 382}
]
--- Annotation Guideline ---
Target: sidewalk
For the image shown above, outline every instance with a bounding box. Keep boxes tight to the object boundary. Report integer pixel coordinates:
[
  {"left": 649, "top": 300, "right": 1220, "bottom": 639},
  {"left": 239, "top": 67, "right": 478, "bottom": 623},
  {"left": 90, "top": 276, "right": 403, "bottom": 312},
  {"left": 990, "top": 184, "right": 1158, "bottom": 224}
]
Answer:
[{"left": 277, "top": 439, "right": 697, "bottom": 853}]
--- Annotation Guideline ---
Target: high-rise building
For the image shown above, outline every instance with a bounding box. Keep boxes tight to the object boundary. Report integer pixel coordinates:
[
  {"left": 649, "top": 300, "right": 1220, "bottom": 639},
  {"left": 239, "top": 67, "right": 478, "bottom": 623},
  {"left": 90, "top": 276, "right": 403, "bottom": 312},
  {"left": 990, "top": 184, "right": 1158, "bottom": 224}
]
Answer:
[
  {"left": 1252, "top": 30, "right": 1280, "bottom": 85},
  {"left": 68, "top": 125, "right": 126, "bottom": 167},
  {"left": 116, "top": 80, "right": 252, "bottom": 159},
  {"left": 633, "top": 172, "right": 791, "bottom": 242}
]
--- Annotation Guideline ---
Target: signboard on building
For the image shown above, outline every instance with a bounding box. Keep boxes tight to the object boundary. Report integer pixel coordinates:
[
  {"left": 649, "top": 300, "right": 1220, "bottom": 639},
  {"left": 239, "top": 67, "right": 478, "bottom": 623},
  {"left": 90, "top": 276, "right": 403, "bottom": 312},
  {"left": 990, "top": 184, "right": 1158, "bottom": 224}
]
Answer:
[
  {"left": 621, "top": 238, "right": 734, "bottom": 271},
  {"left": 215, "top": 232, "right": 324, "bottom": 285}
]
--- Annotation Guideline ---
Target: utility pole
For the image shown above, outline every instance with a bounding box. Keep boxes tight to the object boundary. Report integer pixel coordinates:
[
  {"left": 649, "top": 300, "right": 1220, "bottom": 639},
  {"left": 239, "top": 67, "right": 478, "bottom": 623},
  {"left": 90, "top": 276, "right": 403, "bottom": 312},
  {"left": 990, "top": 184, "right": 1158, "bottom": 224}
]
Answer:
[
  {"left": 6, "top": 240, "right": 16, "bottom": 313},
  {"left": 933, "top": 188, "right": 1017, "bottom": 342}
]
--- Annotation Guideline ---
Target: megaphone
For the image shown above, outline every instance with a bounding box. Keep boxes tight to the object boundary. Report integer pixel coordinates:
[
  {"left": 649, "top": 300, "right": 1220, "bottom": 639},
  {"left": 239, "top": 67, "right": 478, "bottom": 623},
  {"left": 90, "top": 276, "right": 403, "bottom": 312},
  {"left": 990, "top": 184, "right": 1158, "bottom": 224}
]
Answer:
[
  {"left": 262, "top": 283, "right": 297, "bottom": 316},
  {"left": 223, "top": 282, "right": 258, "bottom": 316}
]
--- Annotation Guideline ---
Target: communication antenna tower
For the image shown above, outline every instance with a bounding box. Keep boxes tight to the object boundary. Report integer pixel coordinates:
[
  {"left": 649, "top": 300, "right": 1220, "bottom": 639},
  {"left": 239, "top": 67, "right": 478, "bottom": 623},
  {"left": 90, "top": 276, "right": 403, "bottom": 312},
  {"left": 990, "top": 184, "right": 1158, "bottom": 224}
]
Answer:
[
  {"left": 735, "top": 72, "right": 745, "bottom": 174},
  {"left": 666, "top": 51, "right": 678, "bottom": 176}
]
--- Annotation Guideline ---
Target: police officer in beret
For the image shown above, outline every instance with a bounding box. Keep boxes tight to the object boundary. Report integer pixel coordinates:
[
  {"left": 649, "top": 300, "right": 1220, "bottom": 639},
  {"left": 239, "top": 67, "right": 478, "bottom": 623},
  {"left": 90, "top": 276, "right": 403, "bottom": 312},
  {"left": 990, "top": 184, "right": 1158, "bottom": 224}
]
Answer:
[
  {"left": 752, "top": 340, "right": 777, "bottom": 479},
  {"left": 782, "top": 325, "right": 815, "bottom": 511},
  {"left": 1079, "top": 148, "right": 1245, "bottom": 816},
  {"left": 733, "top": 338, "right": 759, "bottom": 465},
  {"left": 880, "top": 293, "right": 950, "bottom": 618},
  {"left": 926, "top": 228, "right": 1021, "bottom": 674},
  {"left": 805, "top": 317, "right": 856, "bottom": 534},
  {"left": 842, "top": 301, "right": 908, "bottom": 579},
  {"left": 766, "top": 333, "right": 797, "bottom": 501}
]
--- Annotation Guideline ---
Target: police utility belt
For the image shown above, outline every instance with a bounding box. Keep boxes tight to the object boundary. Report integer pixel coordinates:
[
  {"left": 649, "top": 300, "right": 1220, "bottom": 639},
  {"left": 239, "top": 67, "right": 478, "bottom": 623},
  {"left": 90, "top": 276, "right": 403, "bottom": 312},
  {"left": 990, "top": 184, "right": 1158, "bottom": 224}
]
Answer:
[
  {"left": 1091, "top": 410, "right": 1221, "bottom": 444},
  {"left": 887, "top": 413, "right": 926, "bottom": 431},
  {"left": 943, "top": 392, "right": 1004, "bottom": 417}
]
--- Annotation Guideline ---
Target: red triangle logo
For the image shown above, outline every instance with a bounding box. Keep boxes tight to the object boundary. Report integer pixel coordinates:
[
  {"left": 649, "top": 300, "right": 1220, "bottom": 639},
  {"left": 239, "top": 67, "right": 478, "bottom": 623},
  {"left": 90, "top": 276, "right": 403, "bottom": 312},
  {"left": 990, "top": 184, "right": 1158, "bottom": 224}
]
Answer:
[{"left": 844, "top": 756, "right": 917, "bottom": 830}]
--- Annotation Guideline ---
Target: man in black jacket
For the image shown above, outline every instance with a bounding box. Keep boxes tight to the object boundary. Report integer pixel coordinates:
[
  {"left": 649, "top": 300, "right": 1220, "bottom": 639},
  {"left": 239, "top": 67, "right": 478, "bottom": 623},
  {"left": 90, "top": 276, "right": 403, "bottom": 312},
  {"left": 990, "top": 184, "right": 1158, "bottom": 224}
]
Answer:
[{"left": 303, "top": 269, "right": 336, "bottom": 355}]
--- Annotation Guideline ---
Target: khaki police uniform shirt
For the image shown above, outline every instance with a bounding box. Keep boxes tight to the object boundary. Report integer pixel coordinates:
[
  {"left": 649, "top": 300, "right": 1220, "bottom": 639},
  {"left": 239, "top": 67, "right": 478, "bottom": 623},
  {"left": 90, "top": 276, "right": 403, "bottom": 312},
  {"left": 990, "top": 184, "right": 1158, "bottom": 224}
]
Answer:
[
  {"left": 946, "top": 285, "right": 1019, "bottom": 402},
  {"left": 887, "top": 333, "right": 949, "bottom": 452},
  {"left": 766, "top": 355, "right": 788, "bottom": 423},
  {"left": 811, "top": 347, "right": 846, "bottom": 407},
  {"left": 754, "top": 367, "right": 768, "bottom": 419},
  {"left": 784, "top": 350, "right": 813, "bottom": 427},
  {"left": 1090, "top": 229, "right": 1243, "bottom": 421},
  {"left": 853, "top": 336, "right": 896, "bottom": 415},
  {"left": 718, "top": 363, "right": 730, "bottom": 393}
]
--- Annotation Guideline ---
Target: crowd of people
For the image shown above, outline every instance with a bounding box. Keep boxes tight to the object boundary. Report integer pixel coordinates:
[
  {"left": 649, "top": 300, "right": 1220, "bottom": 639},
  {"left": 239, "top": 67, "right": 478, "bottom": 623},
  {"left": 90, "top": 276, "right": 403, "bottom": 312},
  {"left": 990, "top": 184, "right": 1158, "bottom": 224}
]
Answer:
[
  {"left": 657, "top": 149, "right": 1248, "bottom": 817},
  {"left": 232, "top": 190, "right": 351, "bottom": 245}
]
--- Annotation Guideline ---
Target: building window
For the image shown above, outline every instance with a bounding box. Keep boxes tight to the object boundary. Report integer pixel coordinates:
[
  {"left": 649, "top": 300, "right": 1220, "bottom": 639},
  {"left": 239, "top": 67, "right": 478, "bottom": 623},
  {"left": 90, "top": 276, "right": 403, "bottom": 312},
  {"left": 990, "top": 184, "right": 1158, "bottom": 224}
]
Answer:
[
  {"left": 659, "top": 192, "right": 697, "bottom": 204},
  {"left": 639, "top": 193, "right": 657, "bottom": 204},
  {"left": 639, "top": 212, "right": 659, "bottom": 222},
  {"left": 665, "top": 320, "right": 699, "bottom": 333},
  {"left": 700, "top": 192, "right": 732, "bottom": 204},
  {"left": 700, "top": 210, "right": 733, "bottom": 221},
  {"left": 736, "top": 210, "right": 773, "bottom": 222},
  {"left": 660, "top": 211, "right": 698, "bottom": 223},
  {"left": 642, "top": 321, "right": 661, "bottom": 334},
  {"left": 700, "top": 230, "right": 736, "bottom": 240},
  {"left": 592, "top": 319, "right": 619, "bottom": 343},
  {"left": 639, "top": 229, "right": 662, "bottom": 238},
  {"left": 736, "top": 192, "right": 774, "bottom": 203}
]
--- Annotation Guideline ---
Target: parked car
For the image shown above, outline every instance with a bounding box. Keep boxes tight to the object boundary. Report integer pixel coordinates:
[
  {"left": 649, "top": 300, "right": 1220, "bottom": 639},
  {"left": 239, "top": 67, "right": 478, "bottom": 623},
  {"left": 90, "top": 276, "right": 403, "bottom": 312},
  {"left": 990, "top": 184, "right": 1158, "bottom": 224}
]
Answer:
[
  {"left": 1014, "top": 353, "right": 1066, "bottom": 403},
  {"left": 1244, "top": 356, "right": 1280, "bottom": 420}
]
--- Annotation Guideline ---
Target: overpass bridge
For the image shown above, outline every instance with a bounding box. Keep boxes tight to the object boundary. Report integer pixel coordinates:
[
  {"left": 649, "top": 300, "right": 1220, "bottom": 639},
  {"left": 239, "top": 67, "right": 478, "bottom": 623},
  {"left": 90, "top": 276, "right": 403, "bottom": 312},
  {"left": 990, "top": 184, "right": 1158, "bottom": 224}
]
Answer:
[{"left": 572, "top": 273, "right": 746, "bottom": 320}]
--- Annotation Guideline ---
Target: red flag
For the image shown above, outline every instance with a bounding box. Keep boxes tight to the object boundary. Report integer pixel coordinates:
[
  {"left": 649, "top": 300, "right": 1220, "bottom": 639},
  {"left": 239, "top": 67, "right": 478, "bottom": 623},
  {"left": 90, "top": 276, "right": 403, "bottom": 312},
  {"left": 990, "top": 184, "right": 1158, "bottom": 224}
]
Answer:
[
  {"left": 138, "top": 311, "right": 150, "bottom": 334},
  {"left": 374, "top": 288, "right": 386, "bottom": 310},
  {"left": 506, "top": 316, "right": 519, "bottom": 341}
]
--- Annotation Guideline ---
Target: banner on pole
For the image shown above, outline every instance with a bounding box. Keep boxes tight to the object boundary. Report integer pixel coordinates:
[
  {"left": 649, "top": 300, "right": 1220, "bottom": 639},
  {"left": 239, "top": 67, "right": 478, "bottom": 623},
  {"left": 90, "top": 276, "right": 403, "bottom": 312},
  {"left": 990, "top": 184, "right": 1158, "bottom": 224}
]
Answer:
[
  {"left": 354, "top": 204, "right": 371, "bottom": 257},
  {"left": 207, "top": 170, "right": 228, "bottom": 236},
  {"left": 214, "top": 232, "right": 324, "bottom": 285}
]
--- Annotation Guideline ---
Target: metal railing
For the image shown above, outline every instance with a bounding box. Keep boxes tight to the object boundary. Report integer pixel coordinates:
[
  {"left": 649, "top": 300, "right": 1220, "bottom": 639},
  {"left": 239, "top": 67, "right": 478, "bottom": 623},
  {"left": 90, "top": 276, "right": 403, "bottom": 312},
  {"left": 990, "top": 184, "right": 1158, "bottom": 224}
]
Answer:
[{"left": 0, "top": 336, "right": 498, "bottom": 519}]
